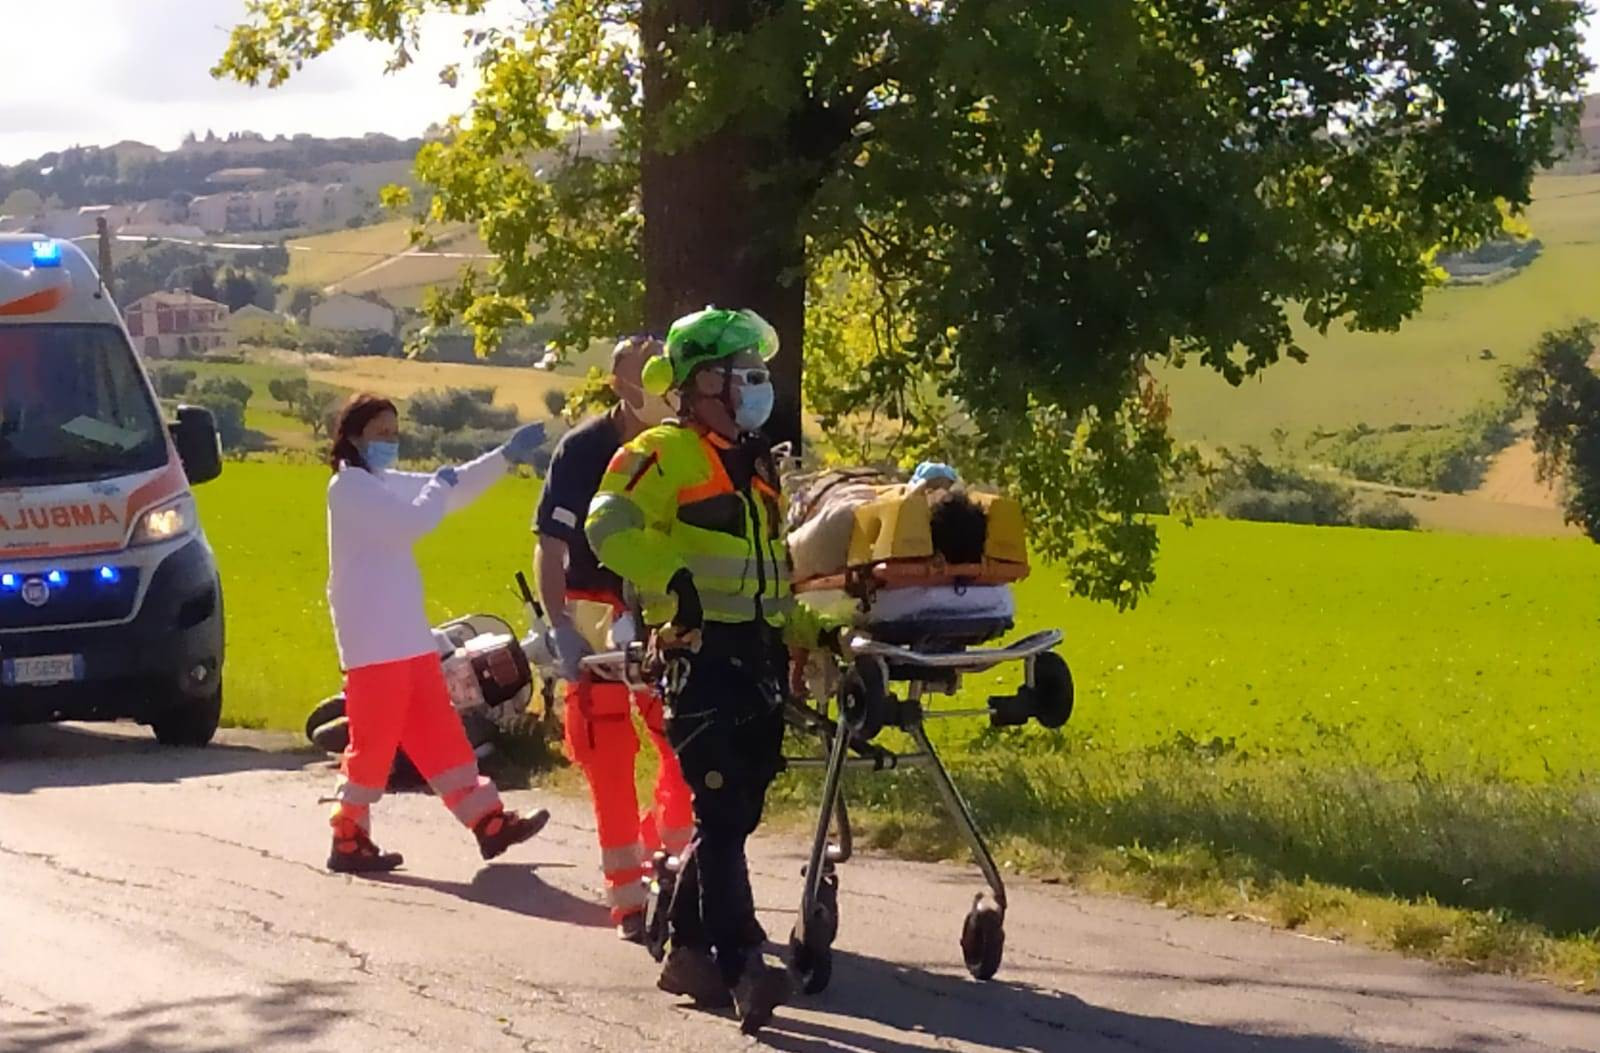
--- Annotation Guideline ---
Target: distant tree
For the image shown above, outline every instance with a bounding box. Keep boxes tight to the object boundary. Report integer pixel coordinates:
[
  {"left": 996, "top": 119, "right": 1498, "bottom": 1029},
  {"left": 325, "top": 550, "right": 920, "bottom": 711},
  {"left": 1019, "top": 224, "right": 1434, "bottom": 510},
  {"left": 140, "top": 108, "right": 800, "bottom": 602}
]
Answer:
[
  {"left": 1, "top": 188, "right": 42, "bottom": 216},
  {"left": 257, "top": 242, "right": 290, "bottom": 277},
  {"left": 285, "top": 285, "right": 321, "bottom": 322},
  {"left": 220, "top": 269, "right": 259, "bottom": 312},
  {"left": 1507, "top": 322, "right": 1600, "bottom": 541},
  {"left": 149, "top": 366, "right": 195, "bottom": 399},
  {"left": 541, "top": 389, "right": 568, "bottom": 419},
  {"left": 292, "top": 388, "right": 339, "bottom": 440},
  {"left": 267, "top": 375, "right": 310, "bottom": 409},
  {"left": 189, "top": 267, "right": 219, "bottom": 302},
  {"left": 194, "top": 375, "right": 254, "bottom": 409}
]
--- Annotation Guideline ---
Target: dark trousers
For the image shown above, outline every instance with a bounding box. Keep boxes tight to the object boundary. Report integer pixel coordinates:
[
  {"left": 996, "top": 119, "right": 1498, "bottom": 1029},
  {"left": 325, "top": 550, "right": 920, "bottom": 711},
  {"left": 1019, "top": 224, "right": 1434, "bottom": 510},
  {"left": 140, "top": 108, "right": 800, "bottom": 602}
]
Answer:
[{"left": 663, "top": 621, "right": 787, "bottom": 986}]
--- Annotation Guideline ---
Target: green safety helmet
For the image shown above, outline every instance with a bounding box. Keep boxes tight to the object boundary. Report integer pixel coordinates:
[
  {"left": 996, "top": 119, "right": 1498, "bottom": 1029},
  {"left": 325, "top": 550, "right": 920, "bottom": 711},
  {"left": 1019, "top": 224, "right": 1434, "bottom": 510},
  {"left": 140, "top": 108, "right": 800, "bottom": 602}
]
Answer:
[{"left": 641, "top": 306, "right": 779, "bottom": 396}]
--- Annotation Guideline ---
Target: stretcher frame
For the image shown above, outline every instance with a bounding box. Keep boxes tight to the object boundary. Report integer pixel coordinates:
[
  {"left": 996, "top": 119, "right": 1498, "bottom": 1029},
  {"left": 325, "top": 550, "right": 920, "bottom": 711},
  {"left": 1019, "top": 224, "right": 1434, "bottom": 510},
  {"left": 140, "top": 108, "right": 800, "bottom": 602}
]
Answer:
[{"left": 577, "top": 620, "right": 1071, "bottom": 993}]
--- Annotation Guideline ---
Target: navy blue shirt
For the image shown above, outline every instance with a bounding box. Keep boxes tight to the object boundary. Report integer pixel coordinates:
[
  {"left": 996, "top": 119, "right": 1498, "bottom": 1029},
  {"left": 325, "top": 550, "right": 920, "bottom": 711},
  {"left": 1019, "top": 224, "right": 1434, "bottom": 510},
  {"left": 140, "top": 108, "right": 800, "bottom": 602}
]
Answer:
[{"left": 534, "top": 410, "right": 626, "bottom": 600}]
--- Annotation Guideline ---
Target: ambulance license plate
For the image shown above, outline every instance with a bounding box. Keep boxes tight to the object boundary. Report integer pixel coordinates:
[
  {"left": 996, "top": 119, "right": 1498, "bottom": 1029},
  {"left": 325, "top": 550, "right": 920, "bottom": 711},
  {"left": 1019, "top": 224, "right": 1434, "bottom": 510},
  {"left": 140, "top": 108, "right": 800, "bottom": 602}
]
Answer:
[{"left": 3, "top": 654, "right": 83, "bottom": 686}]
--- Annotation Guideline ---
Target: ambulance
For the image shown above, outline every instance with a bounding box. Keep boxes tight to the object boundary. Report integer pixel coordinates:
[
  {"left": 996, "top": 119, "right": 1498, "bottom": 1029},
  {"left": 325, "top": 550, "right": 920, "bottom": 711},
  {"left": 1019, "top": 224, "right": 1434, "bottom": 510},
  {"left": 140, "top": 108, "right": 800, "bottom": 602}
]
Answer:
[{"left": 0, "top": 234, "right": 226, "bottom": 746}]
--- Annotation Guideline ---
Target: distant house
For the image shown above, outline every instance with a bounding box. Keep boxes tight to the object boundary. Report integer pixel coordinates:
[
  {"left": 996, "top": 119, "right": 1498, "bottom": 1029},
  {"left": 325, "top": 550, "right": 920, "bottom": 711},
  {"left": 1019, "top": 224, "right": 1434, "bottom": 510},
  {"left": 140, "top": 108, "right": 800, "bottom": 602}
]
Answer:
[
  {"left": 310, "top": 293, "right": 395, "bottom": 334},
  {"left": 124, "top": 291, "right": 230, "bottom": 359},
  {"left": 228, "top": 304, "right": 287, "bottom": 338}
]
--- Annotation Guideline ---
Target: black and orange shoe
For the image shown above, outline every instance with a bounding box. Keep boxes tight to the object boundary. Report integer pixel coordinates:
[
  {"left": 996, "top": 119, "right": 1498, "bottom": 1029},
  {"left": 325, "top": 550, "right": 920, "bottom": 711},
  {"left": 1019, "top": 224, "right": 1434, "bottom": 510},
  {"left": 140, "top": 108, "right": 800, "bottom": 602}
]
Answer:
[
  {"left": 473, "top": 807, "right": 551, "bottom": 860},
  {"left": 327, "top": 829, "right": 403, "bottom": 874}
]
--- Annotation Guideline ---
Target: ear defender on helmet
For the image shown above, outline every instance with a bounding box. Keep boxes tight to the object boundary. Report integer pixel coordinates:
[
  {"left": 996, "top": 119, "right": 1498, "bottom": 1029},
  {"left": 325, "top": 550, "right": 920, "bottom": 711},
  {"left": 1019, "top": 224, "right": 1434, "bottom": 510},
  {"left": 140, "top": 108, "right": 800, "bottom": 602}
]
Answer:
[{"left": 641, "top": 353, "right": 675, "bottom": 396}]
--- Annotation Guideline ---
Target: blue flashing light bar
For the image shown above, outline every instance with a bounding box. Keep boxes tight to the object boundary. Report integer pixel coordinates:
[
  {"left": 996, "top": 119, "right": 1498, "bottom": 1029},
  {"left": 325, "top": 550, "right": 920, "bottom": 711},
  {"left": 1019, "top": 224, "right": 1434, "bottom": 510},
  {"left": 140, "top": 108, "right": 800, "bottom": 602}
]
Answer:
[
  {"left": 45, "top": 570, "right": 66, "bottom": 586},
  {"left": 31, "top": 240, "right": 62, "bottom": 268},
  {"left": 98, "top": 566, "right": 121, "bottom": 584},
  {"left": 0, "top": 573, "right": 16, "bottom": 590}
]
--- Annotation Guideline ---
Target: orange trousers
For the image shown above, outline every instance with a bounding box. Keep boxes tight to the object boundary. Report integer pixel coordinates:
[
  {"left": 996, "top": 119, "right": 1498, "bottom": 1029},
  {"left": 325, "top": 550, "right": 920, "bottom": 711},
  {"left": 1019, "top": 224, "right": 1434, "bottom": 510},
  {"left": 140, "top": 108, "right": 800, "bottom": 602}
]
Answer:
[
  {"left": 565, "top": 678, "right": 694, "bottom": 921},
  {"left": 331, "top": 653, "right": 503, "bottom": 837}
]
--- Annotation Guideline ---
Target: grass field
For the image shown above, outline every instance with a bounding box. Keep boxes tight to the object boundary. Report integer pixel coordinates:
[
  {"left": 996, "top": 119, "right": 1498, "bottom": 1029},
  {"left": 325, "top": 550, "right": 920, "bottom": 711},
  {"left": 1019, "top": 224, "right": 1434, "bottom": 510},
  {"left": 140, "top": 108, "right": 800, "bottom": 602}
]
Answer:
[
  {"left": 304, "top": 355, "right": 572, "bottom": 423},
  {"left": 283, "top": 218, "right": 483, "bottom": 298},
  {"left": 1164, "top": 173, "right": 1600, "bottom": 451},
  {"left": 197, "top": 459, "right": 1600, "bottom": 984}
]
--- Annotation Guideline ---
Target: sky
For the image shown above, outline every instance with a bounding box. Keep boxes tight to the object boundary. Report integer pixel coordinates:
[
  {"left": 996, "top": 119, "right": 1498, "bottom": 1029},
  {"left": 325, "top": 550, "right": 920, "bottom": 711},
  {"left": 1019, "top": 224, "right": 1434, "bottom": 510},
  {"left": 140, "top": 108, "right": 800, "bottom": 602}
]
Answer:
[
  {"left": 0, "top": 0, "right": 507, "bottom": 164},
  {"left": 2, "top": 0, "right": 1600, "bottom": 166}
]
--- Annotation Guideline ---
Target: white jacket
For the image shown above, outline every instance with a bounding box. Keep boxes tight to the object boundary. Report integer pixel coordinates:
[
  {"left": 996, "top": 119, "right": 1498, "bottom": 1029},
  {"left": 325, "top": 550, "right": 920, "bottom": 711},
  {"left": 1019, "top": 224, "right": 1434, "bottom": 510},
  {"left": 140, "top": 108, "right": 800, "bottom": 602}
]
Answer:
[{"left": 326, "top": 448, "right": 508, "bottom": 671}]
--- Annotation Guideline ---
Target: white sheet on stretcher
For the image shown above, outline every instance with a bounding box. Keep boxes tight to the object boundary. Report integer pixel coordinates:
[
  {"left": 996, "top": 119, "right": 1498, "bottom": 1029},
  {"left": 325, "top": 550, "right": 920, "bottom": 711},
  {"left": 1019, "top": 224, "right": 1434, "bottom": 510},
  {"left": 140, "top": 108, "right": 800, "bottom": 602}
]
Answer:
[{"left": 803, "top": 584, "right": 1015, "bottom": 627}]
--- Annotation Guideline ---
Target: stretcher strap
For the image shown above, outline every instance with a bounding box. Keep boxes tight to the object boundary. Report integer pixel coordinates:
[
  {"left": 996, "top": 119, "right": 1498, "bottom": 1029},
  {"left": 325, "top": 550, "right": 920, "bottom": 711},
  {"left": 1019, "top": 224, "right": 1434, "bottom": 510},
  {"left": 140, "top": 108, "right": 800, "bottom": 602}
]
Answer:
[{"left": 792, "top": 558, "right": 1030, "bottom": 596}]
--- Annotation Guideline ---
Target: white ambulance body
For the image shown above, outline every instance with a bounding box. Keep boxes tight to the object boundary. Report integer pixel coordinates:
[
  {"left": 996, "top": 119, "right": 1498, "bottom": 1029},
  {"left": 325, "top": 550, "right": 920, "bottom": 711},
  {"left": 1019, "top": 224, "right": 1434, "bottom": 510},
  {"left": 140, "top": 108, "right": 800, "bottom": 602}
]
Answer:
[{"left": 0, "top": 234, "right": 226, "bottom": 745}]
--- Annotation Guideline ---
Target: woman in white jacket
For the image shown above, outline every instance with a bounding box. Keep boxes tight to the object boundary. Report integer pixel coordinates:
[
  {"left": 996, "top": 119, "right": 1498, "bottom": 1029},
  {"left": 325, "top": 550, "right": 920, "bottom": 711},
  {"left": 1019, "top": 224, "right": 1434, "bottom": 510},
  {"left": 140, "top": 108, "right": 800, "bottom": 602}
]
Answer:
[{"left": 325, "top": 393, "right": 550, "bottom": 873}]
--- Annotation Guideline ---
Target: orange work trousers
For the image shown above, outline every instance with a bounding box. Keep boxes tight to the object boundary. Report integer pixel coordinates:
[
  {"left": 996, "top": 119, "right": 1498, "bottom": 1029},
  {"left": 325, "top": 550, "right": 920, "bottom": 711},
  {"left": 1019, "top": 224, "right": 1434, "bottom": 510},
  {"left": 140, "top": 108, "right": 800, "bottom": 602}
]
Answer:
[
  {"left": 565, "top": 678, "right": 694, "bottom": 921},
  {"left": 331, "top": 653, "right": 503, "bottom": 837}
]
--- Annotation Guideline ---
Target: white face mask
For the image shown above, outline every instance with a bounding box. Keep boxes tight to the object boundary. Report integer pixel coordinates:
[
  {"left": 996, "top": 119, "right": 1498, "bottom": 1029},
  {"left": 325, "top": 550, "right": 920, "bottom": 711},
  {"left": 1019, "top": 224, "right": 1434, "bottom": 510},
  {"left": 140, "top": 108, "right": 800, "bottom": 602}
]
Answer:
[{"left": 619, "top": 382, "right": 676, "bottom": 427}]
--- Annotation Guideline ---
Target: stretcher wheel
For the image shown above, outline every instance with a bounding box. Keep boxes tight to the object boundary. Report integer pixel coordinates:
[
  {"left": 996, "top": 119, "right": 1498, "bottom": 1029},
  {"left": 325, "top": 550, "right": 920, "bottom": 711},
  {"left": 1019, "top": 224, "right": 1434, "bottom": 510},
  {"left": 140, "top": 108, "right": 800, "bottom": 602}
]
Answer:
[
  {"left": 788, "top": 930, "right": 834, "bottom": 995},
  {"left": 1031, "top": 652, "right": 1075, "bottom": 729},
  {"left": 305, "top": 694, "right": 346, "bottom": 745},
  {"left": 961, "top": 897, "right": 1005, "bottom": 980},
  {"left": 841, "top": 656, "right": 891, "bottom": 739}
]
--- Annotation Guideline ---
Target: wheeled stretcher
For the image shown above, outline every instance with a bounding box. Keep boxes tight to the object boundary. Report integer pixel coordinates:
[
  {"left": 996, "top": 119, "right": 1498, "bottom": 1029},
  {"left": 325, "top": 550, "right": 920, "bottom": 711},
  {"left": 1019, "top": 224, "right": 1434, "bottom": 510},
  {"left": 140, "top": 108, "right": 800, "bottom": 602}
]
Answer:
[{"left": 579, "top": 473, "right": 1076, "bottom": 992}]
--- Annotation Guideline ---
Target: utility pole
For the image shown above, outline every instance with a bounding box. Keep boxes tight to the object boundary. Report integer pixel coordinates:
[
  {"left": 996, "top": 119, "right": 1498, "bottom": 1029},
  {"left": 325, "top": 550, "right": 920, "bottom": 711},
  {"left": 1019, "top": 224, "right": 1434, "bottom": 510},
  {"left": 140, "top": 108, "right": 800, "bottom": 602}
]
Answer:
[{"left": 97, "top": 217, "right": 114, "bottom": 300}]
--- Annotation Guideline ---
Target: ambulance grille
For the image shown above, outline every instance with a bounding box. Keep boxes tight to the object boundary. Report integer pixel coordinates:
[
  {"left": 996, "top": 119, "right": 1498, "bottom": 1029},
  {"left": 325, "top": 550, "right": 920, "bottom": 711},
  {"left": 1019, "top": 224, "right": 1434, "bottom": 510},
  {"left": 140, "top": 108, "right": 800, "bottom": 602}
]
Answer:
[{"left": 0, "top": 569, "right": 141, "bottom": 631}]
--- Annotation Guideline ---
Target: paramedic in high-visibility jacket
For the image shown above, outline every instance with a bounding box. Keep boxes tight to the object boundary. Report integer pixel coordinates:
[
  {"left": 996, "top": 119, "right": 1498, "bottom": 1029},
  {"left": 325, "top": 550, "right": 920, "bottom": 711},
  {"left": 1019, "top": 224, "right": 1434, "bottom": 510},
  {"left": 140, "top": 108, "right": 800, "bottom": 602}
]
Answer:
[
  {"left": 324, "top": 393, "right": 552, "bottom": 873},
  {"left": 533, "top": 335, "right": 694, "bottom": 942},
  {"left": 586, "top": 307, "right": 837, "bottom": 1035}
]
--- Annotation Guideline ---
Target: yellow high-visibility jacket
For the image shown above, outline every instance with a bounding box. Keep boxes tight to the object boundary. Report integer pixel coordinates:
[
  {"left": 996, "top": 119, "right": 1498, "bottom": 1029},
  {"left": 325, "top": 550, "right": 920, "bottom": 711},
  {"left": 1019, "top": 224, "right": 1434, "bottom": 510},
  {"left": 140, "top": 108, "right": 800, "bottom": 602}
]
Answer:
[{"left": 586, "top": 423, "right": 830, "bottom": 648}]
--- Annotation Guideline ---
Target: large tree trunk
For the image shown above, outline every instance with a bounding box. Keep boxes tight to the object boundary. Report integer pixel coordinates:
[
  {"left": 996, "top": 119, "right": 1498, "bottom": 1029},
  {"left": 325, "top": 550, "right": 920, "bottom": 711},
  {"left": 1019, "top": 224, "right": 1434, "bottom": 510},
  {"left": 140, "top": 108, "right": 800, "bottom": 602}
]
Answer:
[{"left": 640, "top": 0, "right": 806, "bottom": 451}]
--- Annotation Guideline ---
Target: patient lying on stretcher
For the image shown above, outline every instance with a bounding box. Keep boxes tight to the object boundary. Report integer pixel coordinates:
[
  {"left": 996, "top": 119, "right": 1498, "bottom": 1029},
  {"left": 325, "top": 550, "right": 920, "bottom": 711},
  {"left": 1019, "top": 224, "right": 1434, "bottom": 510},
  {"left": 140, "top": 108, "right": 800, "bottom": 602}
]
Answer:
[{"left": 786, "top": 463, "right": 1027, "bottom": 631}]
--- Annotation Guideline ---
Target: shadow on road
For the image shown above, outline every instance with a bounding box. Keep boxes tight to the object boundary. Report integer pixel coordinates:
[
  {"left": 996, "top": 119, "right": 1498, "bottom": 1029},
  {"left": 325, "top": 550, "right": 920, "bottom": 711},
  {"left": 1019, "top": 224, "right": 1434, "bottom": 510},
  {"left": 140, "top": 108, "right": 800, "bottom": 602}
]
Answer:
[
  {"left": 759, "top": 950, "right": 1509, "bottom": 1053},
  {"left": 374, "top": 862, "right": 612, "bottom": 928},
  {"left": 0, "top": 723, "right": 314, "bottom": 795},
  {"left": 0, "top": 980, "right": 345, "bottom": 1053}
]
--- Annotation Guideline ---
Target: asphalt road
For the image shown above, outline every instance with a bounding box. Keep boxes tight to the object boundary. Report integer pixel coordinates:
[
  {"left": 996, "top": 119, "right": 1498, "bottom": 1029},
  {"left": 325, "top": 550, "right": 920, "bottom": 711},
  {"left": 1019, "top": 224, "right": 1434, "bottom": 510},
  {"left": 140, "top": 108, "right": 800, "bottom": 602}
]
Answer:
[{"left": 1, "top": 723, "right": 1595, "bottom": 1053}]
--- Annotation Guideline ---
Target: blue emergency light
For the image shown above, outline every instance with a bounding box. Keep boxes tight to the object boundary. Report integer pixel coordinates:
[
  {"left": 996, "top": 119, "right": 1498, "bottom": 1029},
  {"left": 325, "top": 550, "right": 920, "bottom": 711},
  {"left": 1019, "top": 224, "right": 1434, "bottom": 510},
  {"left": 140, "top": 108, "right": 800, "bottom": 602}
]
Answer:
[
  {"left": 98, "top": 566, "right": 120, "bottom": 584},
  {"left": 0, "top": 573, "right": 16, "bottom": 590},
  {"left": 45, "top": 570, "right": 66, "bottom": 587},
  {"left": 31, "top": 240, "right": 62, "bottom": 268}
]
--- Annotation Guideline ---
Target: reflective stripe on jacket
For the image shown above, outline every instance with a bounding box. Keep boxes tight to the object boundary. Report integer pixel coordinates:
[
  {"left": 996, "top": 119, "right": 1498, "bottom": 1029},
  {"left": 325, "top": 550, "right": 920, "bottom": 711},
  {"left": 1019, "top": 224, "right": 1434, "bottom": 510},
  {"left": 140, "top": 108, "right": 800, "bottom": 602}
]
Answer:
[{"left": 586, "top": 424, "right": 828, "bottom": 648}]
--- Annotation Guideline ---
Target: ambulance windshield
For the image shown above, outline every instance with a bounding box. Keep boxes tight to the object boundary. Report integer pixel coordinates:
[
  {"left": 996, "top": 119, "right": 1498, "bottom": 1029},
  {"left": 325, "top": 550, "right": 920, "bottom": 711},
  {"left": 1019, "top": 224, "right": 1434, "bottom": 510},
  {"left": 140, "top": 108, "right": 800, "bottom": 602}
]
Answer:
[{"left": 0, "top": 325, "right": 168, "bottom": 485}]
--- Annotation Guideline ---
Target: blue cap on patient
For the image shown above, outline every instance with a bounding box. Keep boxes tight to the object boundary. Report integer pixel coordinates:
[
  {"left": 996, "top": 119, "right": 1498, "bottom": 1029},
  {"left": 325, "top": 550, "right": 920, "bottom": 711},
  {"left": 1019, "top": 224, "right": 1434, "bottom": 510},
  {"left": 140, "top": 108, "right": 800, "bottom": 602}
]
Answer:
[{"left": 910, "top": 462, "right": 959, "bottom": 488}]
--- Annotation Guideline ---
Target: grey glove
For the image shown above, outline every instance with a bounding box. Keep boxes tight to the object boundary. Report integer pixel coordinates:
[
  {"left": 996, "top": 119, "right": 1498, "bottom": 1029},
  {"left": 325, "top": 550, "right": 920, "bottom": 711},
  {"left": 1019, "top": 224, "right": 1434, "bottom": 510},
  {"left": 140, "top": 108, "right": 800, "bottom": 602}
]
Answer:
[
  {"left": 548, "top": 621, "right": 592, "bottom": 682},
  {"left": 502, "top": 422, "right": 548, "bottom": 466}
]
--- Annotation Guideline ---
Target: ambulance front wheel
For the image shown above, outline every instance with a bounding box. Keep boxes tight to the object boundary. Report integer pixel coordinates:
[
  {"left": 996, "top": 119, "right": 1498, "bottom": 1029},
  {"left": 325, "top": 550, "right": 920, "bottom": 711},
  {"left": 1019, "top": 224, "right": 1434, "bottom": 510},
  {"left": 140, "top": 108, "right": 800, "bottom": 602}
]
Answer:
[{"left": 152, "top": 687, "right": 222, "bottom": 748}]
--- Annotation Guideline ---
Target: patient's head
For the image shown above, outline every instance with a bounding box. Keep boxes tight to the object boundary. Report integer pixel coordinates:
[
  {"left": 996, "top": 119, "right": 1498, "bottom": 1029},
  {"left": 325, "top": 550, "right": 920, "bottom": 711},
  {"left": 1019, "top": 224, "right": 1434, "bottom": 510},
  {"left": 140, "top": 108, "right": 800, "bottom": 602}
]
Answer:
[{"left": 929, "top": 487, "right": 988, "bottom": 565}]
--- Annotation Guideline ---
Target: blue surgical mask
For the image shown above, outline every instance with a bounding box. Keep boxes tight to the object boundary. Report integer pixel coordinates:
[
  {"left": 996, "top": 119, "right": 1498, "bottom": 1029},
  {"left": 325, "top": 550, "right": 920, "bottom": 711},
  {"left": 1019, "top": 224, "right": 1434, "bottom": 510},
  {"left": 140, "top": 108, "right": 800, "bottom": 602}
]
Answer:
[
  {"left": 734, "top": 382, "right": 775, "bottom": 432},
  {"left": 363, "top": 440, "right": 399, "bottom": 472}
]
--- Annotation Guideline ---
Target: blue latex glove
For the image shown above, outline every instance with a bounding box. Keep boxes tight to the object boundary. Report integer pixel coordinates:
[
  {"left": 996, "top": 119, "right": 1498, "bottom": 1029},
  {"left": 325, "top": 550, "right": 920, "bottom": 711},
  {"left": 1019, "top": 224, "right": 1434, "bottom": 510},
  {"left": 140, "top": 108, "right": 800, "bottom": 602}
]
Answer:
[
  {"left": 501, "top": 422, "right": 548, "bottom": 466},
  {"left": 548, "top": 622, "right": 592, "bottom": 682},
  {"left": 433, "top": 465, "right": 460, "bottom": 487}
]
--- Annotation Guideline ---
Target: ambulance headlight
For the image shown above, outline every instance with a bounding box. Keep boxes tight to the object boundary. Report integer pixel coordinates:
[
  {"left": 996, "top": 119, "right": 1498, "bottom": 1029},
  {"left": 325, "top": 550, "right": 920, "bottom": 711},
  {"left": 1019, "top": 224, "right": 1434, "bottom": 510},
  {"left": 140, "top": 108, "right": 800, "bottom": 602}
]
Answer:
[{"left": 132, "top": 496, "right": 197, "bottom": 546}]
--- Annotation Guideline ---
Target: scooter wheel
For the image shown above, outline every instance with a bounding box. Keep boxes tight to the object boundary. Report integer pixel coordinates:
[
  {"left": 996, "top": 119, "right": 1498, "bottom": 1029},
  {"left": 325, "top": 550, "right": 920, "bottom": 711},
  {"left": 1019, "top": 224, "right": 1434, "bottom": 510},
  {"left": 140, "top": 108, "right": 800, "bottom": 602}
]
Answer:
[
  {"left": 961, "top": 899, "right": 1005, "bottom": 981},
  {"left": 1031, "top": 652, "right": 1075, "bottom": 730},
  {"left": 305, "top": 695, "right": 346, "bottom": 745},
  {"left": 788, "top": 925, "right": 835, "bottom": 995}
]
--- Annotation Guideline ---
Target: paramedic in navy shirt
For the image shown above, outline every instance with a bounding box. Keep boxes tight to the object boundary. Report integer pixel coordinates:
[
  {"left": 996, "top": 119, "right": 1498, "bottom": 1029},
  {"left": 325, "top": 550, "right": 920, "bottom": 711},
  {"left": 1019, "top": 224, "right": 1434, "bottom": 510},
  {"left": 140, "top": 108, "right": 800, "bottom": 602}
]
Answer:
[{"left": 532, "top": 336, "right": 694, "bottom": 941}]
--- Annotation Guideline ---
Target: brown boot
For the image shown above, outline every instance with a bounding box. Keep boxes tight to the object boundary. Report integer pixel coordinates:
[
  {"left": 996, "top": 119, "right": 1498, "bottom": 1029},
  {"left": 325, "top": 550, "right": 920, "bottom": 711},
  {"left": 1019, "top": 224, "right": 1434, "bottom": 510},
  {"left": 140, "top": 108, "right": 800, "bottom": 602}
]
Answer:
[
  {"left": 327, "top": 829, "right": 403, "bottom": 874},
  {"left": 473, "top": 807, "right": 550, "bottom": 860}
]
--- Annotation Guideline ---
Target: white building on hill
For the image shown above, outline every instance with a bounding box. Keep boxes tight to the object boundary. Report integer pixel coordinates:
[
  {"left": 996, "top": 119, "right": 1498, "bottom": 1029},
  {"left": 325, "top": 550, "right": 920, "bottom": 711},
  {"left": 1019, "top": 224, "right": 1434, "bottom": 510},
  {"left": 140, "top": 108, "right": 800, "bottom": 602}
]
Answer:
[{"left": 310, "top": 293, "right": 396, "bottom": 334}]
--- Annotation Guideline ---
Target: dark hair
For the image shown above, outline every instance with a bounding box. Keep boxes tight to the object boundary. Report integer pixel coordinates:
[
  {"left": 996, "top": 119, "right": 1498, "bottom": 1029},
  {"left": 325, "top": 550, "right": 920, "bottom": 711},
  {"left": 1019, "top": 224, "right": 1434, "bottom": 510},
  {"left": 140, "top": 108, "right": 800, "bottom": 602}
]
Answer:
[
  {"left": 329, "top": 393, "right": 398, "bottom": 473},
  {"left": 929, "top": 487, "right": 988, "bottom": 565}
]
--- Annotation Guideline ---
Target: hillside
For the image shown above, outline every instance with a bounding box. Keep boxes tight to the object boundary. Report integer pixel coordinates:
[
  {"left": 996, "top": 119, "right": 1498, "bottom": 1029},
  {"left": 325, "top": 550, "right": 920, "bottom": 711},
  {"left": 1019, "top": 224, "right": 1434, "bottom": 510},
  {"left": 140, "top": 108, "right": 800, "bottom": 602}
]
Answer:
[{"left": 1163, "top": 171, "right": 1600, "bottom": 453}]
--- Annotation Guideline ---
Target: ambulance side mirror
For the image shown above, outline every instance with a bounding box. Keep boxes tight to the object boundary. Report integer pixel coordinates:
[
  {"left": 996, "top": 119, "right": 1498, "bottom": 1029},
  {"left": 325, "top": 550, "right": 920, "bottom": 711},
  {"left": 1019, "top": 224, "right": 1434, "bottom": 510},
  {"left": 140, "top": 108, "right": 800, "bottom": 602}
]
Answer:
[{"left": 171, "top": 405, "right": 223, "bottom": 485}]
